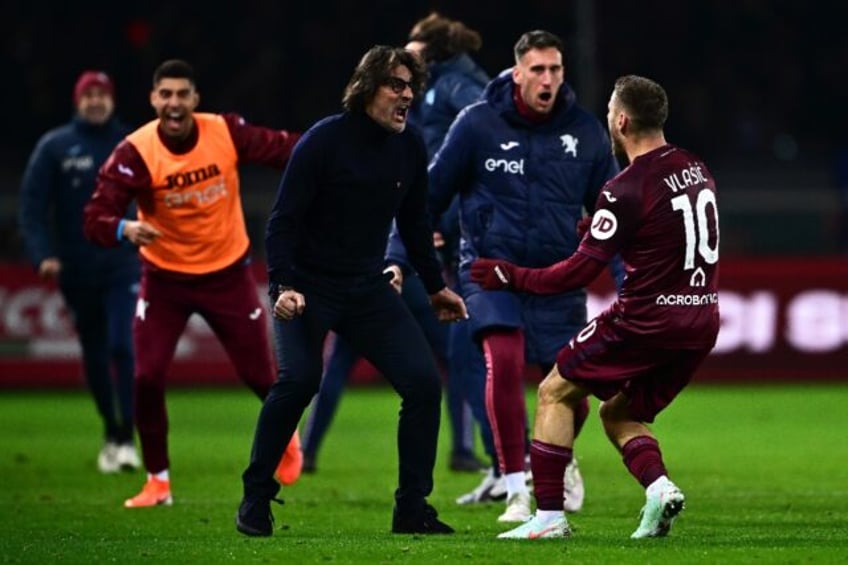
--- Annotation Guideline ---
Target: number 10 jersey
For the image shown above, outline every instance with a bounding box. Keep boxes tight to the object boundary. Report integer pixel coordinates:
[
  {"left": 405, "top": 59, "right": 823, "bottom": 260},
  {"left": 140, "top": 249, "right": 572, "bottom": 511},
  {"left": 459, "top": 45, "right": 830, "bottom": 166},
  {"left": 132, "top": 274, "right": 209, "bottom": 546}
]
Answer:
[{"left": 578, "top": 144, "right": 720, "bottom": 347}]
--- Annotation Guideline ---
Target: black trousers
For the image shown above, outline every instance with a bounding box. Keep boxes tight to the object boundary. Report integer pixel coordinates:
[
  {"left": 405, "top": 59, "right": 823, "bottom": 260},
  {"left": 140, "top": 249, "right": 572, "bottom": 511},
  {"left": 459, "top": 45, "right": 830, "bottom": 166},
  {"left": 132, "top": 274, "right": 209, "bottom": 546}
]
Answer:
[
  {"left": 242, "top": 270, "right": 442, "bottom": 513},
  {"left": 62, "top": 280, "right": 136, "bottom": 443}
]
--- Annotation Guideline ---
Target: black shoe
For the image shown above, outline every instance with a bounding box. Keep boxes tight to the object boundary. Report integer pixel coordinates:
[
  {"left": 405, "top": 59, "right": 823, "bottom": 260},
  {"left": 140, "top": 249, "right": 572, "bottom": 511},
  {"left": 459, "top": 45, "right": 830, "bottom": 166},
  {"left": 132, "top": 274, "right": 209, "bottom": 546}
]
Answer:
[
  {"left": 392, "top": 503, "right": 454, "bottom": 534},
  {"left": 449, "top": 452, "right": 486, "bottom": 472},
  {"left": 235, "top": 496, "right": 283, "bottom": 537}
]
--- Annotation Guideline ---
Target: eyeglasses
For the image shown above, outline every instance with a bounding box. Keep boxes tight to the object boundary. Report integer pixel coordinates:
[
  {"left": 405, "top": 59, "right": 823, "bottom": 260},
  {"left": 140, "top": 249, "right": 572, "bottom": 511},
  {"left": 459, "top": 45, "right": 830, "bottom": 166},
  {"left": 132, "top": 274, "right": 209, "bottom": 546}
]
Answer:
[{"left": 383, "top": 76, "right": 414, "bottom": 94}]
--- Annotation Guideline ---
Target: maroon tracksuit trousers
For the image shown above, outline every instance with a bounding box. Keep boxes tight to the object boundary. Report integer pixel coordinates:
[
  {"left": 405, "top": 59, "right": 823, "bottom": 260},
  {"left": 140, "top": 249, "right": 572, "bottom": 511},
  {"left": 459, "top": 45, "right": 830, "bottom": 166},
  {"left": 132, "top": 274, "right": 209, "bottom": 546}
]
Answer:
[{"left": 133, "top": 261, "right": 273, "bottom": 473}]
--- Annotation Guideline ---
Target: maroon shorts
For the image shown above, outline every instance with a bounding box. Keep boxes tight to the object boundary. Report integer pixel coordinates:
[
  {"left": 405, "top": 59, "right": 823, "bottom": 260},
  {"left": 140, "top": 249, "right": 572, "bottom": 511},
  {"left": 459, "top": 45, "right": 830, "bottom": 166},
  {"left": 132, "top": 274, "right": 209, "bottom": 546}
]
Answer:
[
  {"left": 134, "top": 261, "right": 274, "bottom": 394},
  {"left": 556, "top": 315, "right": 712, "bottom": 423}
]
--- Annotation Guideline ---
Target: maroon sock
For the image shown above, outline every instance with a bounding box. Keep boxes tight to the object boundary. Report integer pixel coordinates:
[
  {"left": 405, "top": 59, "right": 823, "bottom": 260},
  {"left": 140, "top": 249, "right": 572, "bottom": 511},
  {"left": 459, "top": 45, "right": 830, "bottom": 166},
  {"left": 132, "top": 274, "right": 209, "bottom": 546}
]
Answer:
[
  {"left": 530, "top": 440, "right": 572, "bottom": 511},
  {"left": 134, "top": 378, "right": 169, "bottom": 473},
  {"left": 621, "top": 436, "right": 667, "bottom": 488},
  {"left": 573, "top": 396, "right": 589, "bottom": 438}
]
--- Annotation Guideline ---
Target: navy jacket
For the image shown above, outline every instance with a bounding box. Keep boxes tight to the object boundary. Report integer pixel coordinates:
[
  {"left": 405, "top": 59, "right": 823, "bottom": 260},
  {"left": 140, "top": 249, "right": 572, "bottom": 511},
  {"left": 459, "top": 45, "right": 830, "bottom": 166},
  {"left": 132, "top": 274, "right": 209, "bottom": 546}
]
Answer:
[
  {"left": 18, "top": 115, "right": 139, "bottom": 287},
  {"left": 387, "top": 53, "right": 489, "bottom": 273},
  {"left": 428, "top": 71, "right": 620, "bottom": 364},
  {"left": 266, "top": 111, "right": 444, "bottom": 294}
]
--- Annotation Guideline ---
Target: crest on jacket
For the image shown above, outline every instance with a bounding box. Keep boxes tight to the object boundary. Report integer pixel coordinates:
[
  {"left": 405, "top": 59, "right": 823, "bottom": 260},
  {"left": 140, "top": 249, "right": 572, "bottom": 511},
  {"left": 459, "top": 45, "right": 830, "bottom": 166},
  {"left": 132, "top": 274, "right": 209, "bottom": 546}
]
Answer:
[{"left": 560, "top": 134, "right": 579, "bottom": 157}]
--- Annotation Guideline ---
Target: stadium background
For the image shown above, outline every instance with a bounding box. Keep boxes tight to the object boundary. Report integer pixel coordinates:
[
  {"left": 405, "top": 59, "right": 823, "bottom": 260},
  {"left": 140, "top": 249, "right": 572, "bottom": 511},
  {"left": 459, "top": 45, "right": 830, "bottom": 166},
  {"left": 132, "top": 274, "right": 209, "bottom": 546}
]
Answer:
[{"left": 2, "top": 1, "right": 847, "bottom": 385}]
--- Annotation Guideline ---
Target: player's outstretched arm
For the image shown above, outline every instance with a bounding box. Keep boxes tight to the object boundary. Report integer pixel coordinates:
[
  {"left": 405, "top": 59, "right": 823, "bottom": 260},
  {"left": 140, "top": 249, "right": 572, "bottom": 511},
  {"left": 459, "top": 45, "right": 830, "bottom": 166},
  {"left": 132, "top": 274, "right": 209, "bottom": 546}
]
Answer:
[{"left": 470, "top": 252, "right": 606, "bottom": 295}]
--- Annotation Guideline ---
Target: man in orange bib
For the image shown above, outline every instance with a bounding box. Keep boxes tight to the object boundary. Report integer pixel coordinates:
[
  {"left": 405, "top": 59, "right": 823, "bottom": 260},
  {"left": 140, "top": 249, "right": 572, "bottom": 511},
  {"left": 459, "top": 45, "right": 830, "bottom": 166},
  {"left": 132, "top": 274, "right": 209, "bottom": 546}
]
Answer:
[{"left": 83, "top": 59, "right": 303, "bottom": 508}]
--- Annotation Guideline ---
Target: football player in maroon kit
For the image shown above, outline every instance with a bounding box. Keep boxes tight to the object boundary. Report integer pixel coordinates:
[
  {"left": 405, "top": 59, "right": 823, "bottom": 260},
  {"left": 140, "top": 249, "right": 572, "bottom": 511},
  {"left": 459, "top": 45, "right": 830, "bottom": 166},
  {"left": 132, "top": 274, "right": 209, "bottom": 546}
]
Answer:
[{"left": 470, "top": 75, "right": 720, "bottom": 540}]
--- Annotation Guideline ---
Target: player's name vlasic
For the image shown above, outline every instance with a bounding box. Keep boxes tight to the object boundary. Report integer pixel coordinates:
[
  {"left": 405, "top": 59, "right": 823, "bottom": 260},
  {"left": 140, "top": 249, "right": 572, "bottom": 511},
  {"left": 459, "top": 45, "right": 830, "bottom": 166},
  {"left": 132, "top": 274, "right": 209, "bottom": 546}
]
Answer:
[{"left": 663, "top": 163, "right": 708, "bottom": 192}]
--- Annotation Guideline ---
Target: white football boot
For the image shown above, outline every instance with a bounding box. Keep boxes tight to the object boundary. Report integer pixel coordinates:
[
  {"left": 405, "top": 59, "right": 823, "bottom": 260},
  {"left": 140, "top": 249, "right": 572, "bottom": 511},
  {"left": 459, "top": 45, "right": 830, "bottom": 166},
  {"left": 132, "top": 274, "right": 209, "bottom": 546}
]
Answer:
[
  {"left": 563, "top": 457, "right": 585, "bottom": 513},
  {"left": 456, "top": 467, "right": 507, "bottom": 505},
  {"left": 497, "top": 491, "right": 532, "bottom": 523},
  {"left": 116, "top": 444, "right": 141, "bottom": 471},
  {"left": 631, "top": 475, "right": 685, "bottom": 539},
  {"left": 97, "top": 442, "right": 120, "bottom": 473},
  {"left": 498, "top": 511, "right": 571, "bottom": 539}
]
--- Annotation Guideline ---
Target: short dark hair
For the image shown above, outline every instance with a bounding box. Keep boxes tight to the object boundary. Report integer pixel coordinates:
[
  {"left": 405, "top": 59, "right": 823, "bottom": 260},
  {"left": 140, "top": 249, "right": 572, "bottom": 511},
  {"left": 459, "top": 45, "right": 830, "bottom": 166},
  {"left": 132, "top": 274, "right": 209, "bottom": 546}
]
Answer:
[
  {"left": 342, "top": 46, "right": 426, "bottom": 112},
  {"left": 513, "top": 30, "right": 563, "bottom": 62},
  {"left": 408, "top": 12, "right": 482, "bottom": 64},
  {"left": 153, "top": 59, "right": 196, "bottom": 88},
  {"left": 613, "top": 75, "right": 669, "bottom": 134}
]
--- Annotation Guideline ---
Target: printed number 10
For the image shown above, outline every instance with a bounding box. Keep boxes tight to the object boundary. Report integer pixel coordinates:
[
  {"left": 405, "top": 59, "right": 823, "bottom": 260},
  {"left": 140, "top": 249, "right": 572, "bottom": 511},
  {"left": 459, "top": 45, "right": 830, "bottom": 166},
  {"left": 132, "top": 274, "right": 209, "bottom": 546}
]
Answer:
[{"left": 671, "top": 190, "right": 719, "bottom": 270}]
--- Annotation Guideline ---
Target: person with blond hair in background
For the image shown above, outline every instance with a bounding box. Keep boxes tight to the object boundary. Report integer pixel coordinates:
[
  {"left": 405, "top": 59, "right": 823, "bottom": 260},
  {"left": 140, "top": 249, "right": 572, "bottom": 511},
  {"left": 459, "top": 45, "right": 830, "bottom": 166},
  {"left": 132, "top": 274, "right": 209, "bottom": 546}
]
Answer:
[{"left": 399, "top": 12, "right": 498, "bottom": 478}]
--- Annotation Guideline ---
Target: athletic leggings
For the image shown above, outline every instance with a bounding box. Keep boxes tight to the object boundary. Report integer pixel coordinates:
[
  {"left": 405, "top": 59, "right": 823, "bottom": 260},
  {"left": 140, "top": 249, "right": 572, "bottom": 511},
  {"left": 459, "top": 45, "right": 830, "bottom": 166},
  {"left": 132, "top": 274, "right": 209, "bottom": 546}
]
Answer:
[{"left": 482, "top": 329, "right": 527, "bottom": 475}]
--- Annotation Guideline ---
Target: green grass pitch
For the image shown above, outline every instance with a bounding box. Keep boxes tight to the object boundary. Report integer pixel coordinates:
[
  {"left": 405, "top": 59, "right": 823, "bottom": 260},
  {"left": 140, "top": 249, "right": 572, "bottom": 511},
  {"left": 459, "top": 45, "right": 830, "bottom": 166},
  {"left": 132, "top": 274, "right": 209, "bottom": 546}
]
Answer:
[{"left": 1, "top": 383, "right": 847, "bottom": 563}]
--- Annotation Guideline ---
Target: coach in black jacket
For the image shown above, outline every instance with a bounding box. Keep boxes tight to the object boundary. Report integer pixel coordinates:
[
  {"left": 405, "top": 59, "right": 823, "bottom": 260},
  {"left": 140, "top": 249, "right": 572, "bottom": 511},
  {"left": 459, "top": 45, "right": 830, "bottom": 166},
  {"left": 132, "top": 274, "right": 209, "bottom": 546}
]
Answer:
[{"left": 236, "top": 46, "right": 467, "bottom": 537}]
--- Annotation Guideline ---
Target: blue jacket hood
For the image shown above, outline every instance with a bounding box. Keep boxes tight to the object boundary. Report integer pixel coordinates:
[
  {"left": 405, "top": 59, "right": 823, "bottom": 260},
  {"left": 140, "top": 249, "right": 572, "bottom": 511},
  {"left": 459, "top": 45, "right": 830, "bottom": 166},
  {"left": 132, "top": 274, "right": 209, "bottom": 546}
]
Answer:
[
  {"left": 429, "top": 53, "right": 489, "bottom": 85},
  {"left": 408, "top": 53, "right": 489, "bottom": 160}
]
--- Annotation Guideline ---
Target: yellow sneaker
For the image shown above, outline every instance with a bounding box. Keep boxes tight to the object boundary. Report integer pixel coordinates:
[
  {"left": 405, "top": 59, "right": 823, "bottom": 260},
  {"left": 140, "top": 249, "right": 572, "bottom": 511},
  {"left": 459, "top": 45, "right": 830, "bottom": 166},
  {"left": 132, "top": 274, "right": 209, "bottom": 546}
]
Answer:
[
  {"left": 275, "top": 429, "right": 303, "bottom": 486},
  {"left": 124, "top": 477, "right": 172, "bottom": 508}
]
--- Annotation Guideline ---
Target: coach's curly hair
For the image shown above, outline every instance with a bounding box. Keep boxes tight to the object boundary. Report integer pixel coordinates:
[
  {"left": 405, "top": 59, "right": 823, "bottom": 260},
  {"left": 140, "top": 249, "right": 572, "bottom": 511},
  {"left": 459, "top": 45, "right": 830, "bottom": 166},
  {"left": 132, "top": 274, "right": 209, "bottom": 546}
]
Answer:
[
  {"left": 342, "top": 46, "right": 426, "bottom": 113},
  {"left": 408, "top": 12, "right": 482, "bottom": 64}
]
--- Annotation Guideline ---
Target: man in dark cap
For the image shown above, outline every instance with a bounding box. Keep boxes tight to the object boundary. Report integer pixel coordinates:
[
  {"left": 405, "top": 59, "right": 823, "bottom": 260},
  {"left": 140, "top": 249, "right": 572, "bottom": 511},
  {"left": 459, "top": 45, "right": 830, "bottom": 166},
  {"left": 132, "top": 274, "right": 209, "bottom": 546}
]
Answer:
[{"left": 19, "top": 70, "right": 141, "bottom": 473}]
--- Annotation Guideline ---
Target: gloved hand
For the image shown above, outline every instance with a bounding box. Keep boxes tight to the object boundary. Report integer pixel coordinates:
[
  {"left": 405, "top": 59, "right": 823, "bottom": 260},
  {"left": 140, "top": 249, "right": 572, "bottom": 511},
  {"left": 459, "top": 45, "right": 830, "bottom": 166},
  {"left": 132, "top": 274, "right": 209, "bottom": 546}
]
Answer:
[
  {"left": 470, "top": 258, "right": 523, "bottom": 290},
  {"left": 576, "top": 216, "right": 592, "bottom": 239}
]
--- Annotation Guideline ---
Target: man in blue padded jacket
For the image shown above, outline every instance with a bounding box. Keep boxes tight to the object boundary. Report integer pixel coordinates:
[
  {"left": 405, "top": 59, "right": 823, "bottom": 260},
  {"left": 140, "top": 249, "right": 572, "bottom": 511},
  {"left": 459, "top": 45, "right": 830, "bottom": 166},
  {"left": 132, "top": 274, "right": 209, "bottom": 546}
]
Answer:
[
  {"left": 428, "top": 30, "right": 621, "bottom": 523},
  {"left": 18, "top": 70, "right": 140, "bottom": 474}
]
